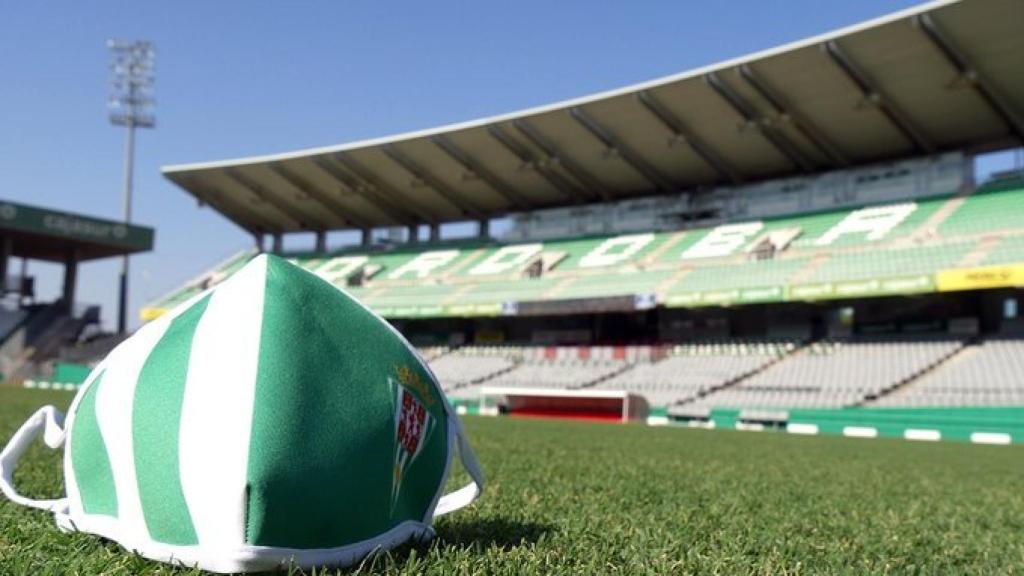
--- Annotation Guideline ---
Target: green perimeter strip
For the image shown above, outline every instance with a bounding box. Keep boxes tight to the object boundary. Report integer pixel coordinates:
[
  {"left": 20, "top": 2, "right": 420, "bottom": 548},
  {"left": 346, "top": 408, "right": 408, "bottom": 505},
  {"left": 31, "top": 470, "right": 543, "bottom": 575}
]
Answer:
[
  {"left": 132, "top": 295, "right": 211, "bottom": 546},
  {"left": 665, "top": 407, "right": 1023, "bottom": 444},
  {"left": 788, "top": 421, "right": 1021, "bottom": 443},
  {"left": 711, "top": 409, "right": 740, "bottom": 430},
  {"left": 787, "top": 407, "right": 1024, "bottom": 443},
  {"left": 448, "top": 398, "right": 480, "bottom": 415},
  {"left": 789, "top": 407, "right": 1024, "bottom": 429},
  {"left": 54, "top": 362, "right": 91, "bottom": 385},
  {"left": 70, "top": 371, "right": 117, "bottom": 517}
]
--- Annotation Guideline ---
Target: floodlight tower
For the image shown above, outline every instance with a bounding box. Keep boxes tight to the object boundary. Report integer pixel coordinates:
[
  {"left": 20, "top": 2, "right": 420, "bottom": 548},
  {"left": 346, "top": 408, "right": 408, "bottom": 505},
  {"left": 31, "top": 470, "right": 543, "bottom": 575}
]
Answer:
[{"left": 108, "top": 40, "right": 155, "bottom": 335}]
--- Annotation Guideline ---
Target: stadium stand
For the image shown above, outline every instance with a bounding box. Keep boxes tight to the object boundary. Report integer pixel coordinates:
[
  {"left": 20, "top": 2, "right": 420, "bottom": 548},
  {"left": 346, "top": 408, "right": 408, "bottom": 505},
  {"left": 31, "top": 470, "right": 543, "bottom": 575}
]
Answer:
[
  {"left": 428, "top": 347, "right": 520, "bottom": 393},
  {"left": 0, "top": 307, "right": 28, "bottom": 345},
  {"left": 143, "top": 183, "right": 1024, "bottom": 319},
  {"left": 593, "top": 341, "right": 797, "bottom": 407},
  {"left": 873, "top": 339, "right": 1024, "bottom": 407},
  {"left": 0, "top": 302, "right": 103, "bottom": 382},
  {"left": 428, "top": 337, "right": 1024, "bottom": 417},
  {"left": 415, "top": 346, "right": 451, "bottom": 361},
  {"left": 444, "top": 346, "right": 641, "bottom": 398},
  {"left": 683, "top": 338, "right": 964, "bottom": 410}
]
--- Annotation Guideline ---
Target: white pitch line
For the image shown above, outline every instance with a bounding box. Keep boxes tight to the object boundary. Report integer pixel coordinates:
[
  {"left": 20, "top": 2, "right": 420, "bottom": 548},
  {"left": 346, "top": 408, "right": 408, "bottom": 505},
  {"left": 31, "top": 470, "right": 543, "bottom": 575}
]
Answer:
[
  {"left": 904, "top": 429, "right": 941, "bottom": 441},
  {"left": 787, "top": 423, "right": 819, "bottom": 435},
  {"left": 970, "top": 432, "right": 1012, "bottom": 445},
  {"left": 843, "top": 426, "right": 878, "bottom": 438}
]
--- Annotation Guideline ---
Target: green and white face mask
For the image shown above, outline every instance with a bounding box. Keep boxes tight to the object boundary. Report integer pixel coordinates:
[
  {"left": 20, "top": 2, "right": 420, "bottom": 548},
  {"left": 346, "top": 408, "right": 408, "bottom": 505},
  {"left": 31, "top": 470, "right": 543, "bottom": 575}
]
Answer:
[{"left": 0, "top": 254, "right": 484, "bottom": 573}]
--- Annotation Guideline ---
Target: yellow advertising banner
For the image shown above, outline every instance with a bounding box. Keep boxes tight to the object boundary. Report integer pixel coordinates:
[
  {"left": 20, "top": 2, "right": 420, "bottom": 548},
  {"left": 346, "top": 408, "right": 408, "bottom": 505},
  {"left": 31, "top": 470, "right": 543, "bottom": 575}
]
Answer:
[
  {"left": 139, "top": 307, "right": 168, "bottom": 322},
  {"left": 936, "top": 264, "right": 1024, "bottom": 292}
]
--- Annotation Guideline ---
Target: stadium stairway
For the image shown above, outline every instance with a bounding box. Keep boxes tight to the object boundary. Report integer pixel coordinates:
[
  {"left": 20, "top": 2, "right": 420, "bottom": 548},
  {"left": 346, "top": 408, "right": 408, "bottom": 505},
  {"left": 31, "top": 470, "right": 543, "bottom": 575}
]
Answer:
[
  {"left": 955, "top": 235, "right": 1005, "bottom": 268},
  {"left": 640, "top": 230, "right": 688, "bottom": 265},
  {"left": 0, "top": 305, "right": 62, "bottom": 381},
  {"left": 654, "top": 266, "right": 693, "bottom": 300},
  {"left": 785, "top": 253, "right": 831, "bottom": 285},
  {"left": 446, "top": 361, "right": 522, "bottom": 393},
  {"left": 59, "top": 333, "right": 129, "bottom": 365},
  {"left": 428, "top": 347, "right": 524, "bottom": 395},
  {"left": 855, "top": 337, "right": 973, "bottom": 407},
  {"left": 666, "top": 339, "right": 808, "bottom": 414},
  {"left": 905, "top": 186, "right": 973, "bottom": 244},
  {"left": 575, "top": 361, "right": 638, "bottom": 390},
  {"left": 0, "top": 303, "right": 102, "bottom": 384}
]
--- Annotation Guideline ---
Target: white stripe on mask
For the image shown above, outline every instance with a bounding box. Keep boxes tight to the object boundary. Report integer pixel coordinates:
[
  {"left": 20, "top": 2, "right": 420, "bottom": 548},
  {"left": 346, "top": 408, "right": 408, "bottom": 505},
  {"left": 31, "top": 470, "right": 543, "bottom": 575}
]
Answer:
[
  {"left": 95, "top": 309, "right": 176, "bottom": 542},
  {"left": 179, "top": 254, "right": 268, "bottom": 549}
]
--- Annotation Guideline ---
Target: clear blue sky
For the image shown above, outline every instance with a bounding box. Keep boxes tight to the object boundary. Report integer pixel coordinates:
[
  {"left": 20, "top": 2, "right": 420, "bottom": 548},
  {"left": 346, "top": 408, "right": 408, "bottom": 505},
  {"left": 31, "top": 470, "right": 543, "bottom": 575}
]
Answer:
[{"left": 1, "top": 1, "right": 1020, "bottom": 330}]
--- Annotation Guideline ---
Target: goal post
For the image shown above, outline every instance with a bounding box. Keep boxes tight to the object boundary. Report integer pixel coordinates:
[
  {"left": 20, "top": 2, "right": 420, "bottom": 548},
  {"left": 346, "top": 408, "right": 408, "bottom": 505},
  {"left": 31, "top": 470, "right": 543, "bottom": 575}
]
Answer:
[{"left": 478, "top": 387, "right": 649, "bottom": 423}]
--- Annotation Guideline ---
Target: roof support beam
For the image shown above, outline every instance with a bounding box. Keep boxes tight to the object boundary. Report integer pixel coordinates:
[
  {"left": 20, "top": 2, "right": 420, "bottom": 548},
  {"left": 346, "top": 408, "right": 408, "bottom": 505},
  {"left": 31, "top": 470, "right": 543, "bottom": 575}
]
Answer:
[
  {"left": 705, "top": 72, "right": 815, "bottom": 172},
  {"left": 513, "top": 119, "right": 610, "bottom": 201},
  {"left": 183, "top": 178, "right": 270, "bottom": 235},
  {"left": 381, "top": 144, "right": 485, "bottom": 219},
  {"left": 823, "top": 40, "right": 935, "bottom": 154},
  {"left": 738, "top": 64, "right": 850, "bottom": 167},
  {"left": 485, "top": 125, "right": 586, "bottom": 203},
  {"left": 568, "top": 107, "right": 675, "bottom": 192},
  {"left": 914, "top": 13, "right": 1024, "bottom": 143},
  {"left": 635, "top": 90, "right": 743, "bottom": 185},
  {"left": 267, "top": 163, "right": 374, "bottom": 230},
  {"left": 430, "top": 135, "right": 531, "bottom": 210},
  {"left": 223, "top": 168, "right": 322, "bottom": 230},
  {"left": 333, "top": 153, "right": 441, "bottom": 224},
  {"left": 315, "top": 154, "right": 432, "bottom": 225}
]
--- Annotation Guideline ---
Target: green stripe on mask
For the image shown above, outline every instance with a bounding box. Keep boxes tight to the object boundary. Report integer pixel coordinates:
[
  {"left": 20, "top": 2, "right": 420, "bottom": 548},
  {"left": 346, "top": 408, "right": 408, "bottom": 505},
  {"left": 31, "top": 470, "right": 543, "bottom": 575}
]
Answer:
[
  {"left": 244, "top": 256, "right": 448, "bottom": 549},
  {"left": 71, "top": 371, "right": 118, "bottom": 517},
  {"left": 132, "top": 295, "right": 211, "bottom": 545}
]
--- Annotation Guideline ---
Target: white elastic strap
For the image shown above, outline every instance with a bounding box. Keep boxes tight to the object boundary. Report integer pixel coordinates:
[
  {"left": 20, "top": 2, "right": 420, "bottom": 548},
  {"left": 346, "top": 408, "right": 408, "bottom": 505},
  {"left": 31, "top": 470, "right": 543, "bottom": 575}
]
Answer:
[
  {"left": 0, "top": 406, "right": 69, "bottom": 515},
  {"left": 432, "top": 419, "right": 484, "bottom": 519}
]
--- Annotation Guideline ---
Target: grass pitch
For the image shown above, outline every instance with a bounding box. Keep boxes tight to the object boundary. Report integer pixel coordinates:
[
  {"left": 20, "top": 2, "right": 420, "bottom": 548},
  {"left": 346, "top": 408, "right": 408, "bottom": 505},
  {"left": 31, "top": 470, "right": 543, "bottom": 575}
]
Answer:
[{"left": 1, "top": 388, "right": 1022, "bottom": 575}]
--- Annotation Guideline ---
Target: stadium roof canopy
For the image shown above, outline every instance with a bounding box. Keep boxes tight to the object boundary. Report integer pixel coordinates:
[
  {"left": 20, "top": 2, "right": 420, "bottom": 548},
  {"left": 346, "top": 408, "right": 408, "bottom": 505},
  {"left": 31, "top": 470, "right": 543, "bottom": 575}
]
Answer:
[
  {"left": 162, "top": 0, "right": 1024, "bottom": 236},
  {"left": 0, "top": 200, "right": 154, "bottom": 262}
]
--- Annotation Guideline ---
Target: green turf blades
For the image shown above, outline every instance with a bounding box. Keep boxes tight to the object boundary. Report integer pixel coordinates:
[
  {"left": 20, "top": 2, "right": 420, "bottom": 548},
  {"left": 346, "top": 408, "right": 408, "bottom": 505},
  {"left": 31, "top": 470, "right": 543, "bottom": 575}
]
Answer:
[
  {"left": 244, "top": 255, "right": 449, "bottom": 549},
  {"left": 7, "top": 389, "right": 1023, "bottom": 575}
]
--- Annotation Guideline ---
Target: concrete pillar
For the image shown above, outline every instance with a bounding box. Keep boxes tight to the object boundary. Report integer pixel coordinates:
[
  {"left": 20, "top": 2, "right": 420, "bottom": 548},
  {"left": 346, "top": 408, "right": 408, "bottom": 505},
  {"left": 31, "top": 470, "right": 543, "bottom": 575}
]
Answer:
[
  {"left": 0, "top": 235, "right": 11, "bottom": 293},
  {"left": 407, "top": 225, "right": 418, "bottom": 244},
  {"left": 254, "top": 233, "right": 266, "bottom": 253},
  {"left": 479, "top": 219, "right": 490, "bottom": 239},
  {"left": 361, "top": 229, "right": 372, "bottom": 247},
  {"left": 19, "top": 257, "right": 28, "bottom": 299},
  {"left": 272, "top": 234, "right": 283, "bottom": 254},
  {"left": 315, "top": 231, "right": 327, "bottom": 253},
  {"left": 429, "top": 224, "right": 441, "bottom": 242},
  {"left": 62, "top": 247, "right": 79, "bottom": 313}
]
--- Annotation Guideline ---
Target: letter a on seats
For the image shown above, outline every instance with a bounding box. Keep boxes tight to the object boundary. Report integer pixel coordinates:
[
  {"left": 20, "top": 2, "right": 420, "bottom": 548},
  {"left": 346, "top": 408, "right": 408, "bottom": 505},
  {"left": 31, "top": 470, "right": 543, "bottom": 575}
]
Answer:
[{"left": 815, "top": 203, "right": 917, "bottom": 246}]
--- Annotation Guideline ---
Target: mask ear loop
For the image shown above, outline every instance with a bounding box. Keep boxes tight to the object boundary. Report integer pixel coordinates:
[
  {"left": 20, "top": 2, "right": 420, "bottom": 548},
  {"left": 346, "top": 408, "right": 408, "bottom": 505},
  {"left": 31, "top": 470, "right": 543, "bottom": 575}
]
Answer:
[
  {"left": 0, "top": 406, "right": 70, "bottom": 516},
  {"left": 432, "top": 417, "right": 485, "bottom": 519}
]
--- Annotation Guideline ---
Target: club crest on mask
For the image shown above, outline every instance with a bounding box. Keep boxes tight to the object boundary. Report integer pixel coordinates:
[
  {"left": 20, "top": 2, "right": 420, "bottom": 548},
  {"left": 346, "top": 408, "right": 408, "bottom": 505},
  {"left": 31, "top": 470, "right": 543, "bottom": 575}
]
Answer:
[{"left": 390, "top": 365, "right": 435, "bottom": 514}]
